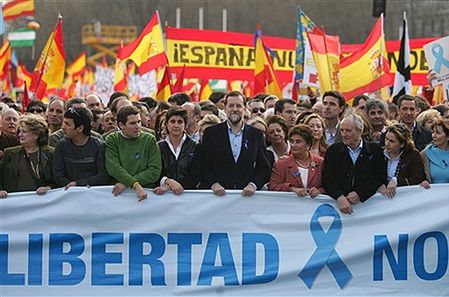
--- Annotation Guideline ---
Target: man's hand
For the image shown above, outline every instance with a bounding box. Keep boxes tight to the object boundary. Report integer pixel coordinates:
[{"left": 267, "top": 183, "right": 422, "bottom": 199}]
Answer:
[
  {"left": 64, "top": 181, "right": 77, "bottom": 190},
  {"left": 211, "top": 183, "right": 226, "bottom": 196},
  {"left": 346, "top": 191, "right": 360, "bottom": 204},
  {"left": 308, "top": 187, "right": 320, "bottom": 198},
  {"left": 134, "top": 183, "right": 147, "bottom": 202},
  {"left": 420, "top": 180, "right": 431, "bottom": 189},
  {"left": 166, "top": 179, "right": 184, "bottom": 195},
  {"left": 153, "top": 186, "right": 168, "bottom": 195},
  {"left": 337, "top": 196, "right": 353, "bottom": 214},
  {"left": 0, "top": 190, "right": 8, "bottom": 198},
  {"left": 112, "top": 182, "right": 126, "bottom": 196},
  {"left": 242, "top": 183, "right": 256, "bottom": 197},
  {"left": 36, "top": 186, "right": 50, "bottom": 196}
]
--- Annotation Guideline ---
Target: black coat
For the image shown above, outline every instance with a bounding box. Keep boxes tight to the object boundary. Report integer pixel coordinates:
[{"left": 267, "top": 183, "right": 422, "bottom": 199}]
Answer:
[
  {"left": 322, "top": 141, "right": 387, "bottom": 202},
  {"left": 158, "top": 136, "right": 199, "bottom": 189},
  {"left": 201, "top": 122, "right": 271, "bottom": 190}
]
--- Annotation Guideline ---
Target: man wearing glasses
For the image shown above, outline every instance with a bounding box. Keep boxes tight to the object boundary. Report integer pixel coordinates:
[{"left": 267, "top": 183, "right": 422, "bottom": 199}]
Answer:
[{"left": 248, "top": 98, "right": 266, "bottom": 119}]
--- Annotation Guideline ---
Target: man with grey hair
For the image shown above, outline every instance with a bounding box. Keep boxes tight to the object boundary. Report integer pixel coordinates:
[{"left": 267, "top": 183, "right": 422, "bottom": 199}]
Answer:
[
  {"left": 323, "top": 113, "right": 386, "bottom": 214},
  {"left": 181, "top": 102, "right": 201, "bottom": 142},
  {"left": 366, "top": 98, "right": 388, "bottom": 143}
]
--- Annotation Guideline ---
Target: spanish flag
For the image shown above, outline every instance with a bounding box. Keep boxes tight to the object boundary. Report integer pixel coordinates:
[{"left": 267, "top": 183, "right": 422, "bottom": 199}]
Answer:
[
  {"left": 155, "top": 66, "right": 172, "bottom": 101},
  {"left": 118, "top": 11, "right": 168, "bottom": 75},
  {"left": 307, "top": 31, "right": 340, "bottom": 93},
  {"left": 199, "top": 79, "right": 212, "bottom": 101},
  {"left": 339, "top": 15, "right": 390, "bottom": 101},
  {"left": 30, "top": 17, "right": 65, "bottom": 99},
  {"left": 114, "top": 45, "right": 127, "bottom": 92},
  {"left": 16, "top": 63, "right": 31, "bottom": 89},
  {"left": 2, "top": 0, "right": 34, "bottom": 21},
  {"left": 0, "top": 41, "right": 11, "bottom": 79},
  {"left": 66, "top": 51, "right": 86, "bottom": 79},
  {"left": 254, "top": 29, "right": 282, "bottom": 98}
]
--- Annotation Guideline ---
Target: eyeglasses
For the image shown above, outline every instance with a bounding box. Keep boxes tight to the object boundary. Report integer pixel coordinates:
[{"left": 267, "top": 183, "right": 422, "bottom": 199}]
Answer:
[
  {"left": 251, "top": 108, "right": 266, "bottom": 114},
  {"left": 67, "top": 107, "right": 80, "bottom": 117},
  {"left": 28, "top": 108, "right": 43, "bottom": 113}
]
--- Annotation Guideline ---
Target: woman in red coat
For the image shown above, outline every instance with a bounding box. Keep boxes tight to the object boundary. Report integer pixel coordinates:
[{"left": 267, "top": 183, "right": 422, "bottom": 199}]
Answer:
[{"left": 268, "top": 124, "right": 324, "bottom": 198}]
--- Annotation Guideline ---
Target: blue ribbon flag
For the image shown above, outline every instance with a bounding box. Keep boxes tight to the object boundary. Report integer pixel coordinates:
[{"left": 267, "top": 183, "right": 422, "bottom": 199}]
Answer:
[
  {"left": 298, "top": 204, "right": 352, "bottom": 289},
  {"left": 432, "top": 43, "right": 449, "bottom": 73}
]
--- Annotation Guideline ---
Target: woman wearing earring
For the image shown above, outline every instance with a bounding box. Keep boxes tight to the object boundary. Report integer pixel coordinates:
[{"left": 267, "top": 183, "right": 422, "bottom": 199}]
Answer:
[
  {"left": 268, "top": 125, "right": 324, "bottom": 198},
  {"left": 378, "top": 123, "right": 426, "bottom": 198},
  {"left": 0, "top": 114, "right": 54, "bottom": 198}
]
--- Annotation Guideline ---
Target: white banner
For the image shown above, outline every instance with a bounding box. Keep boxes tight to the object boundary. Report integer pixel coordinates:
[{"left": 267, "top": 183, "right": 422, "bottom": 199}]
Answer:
[
  {"left": 1, "top": 186, "right": 448, "bottom": 296},
  {"left": 424, "top": 36, "right": 449, "bottom": 86}
]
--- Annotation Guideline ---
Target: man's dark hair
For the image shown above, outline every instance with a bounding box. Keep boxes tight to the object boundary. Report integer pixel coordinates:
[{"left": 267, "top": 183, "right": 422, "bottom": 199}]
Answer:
[
  {"left": 139, "top": 96, "right": 157, "bottom": 109},
  {"left": 352, "top": 95, "right": 370, "bottom": 108},
  {"left": 64, "top": 107, "right": 93, "bottom": 136},
  {"left": 110, "top": 97, "right": 129, "bottom": 115},
  {"left": 116, "top": 105, "right": 140, "bottom": 126},
  {"left": 397, "top": 95, "right": 416, "bottom": 109},
  {"left": 433, "top": 104, "right": 449, "bottom": 117},
  {"left": 66, "top": 97, "right": 87, "bottom": 110},
  {"left": 108, "top": 91, "right": 129, "bottom": 108},
  {"left": 168, "top": 93, "right": 191, "bottom": 106},
  {"left": 323, "top": 90, "right": 346, "bottom": 107},
  {"left": 1, "top": 97, "right": 13, "bottom": 104},
  {"left": 201, "top": 103, "right": 219, "bottom": 116},
  {"left": 250, "top": 93, "right": 269, "bottom": 102},
  {"left": 26, "top": 100, "right": 47, "bottom": 113},
  {"left": 208, "top": 91, "right": 226, "bottom": 104},
  {"left": 224, "top": 90, "right": 247, "bottom": 105},
  {"left": 274, "top": 98, "right": 296, "bottom": 114},
  {"left": 415, "top": 96, "right": 430, "bottom": 112},
  {"left": 166, "top": 107, "right": 188, "bottom": 125}
]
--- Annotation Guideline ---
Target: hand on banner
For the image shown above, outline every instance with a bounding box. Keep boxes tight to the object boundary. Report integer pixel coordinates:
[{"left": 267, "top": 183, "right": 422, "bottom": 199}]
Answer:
[
  {"left": 346, "top": 191, "right": 360, "bottom": 204},
  {"left": 166, "top": 179, "right": 184, "bottom": 195},
  {"left": 134, "top": 183, "right": 148, "bottom": 202},
  {"left": 242, "top": 183, "right": 257, "bottom": 197},
  {"left": 0, "top": 190, "right": 8, "bottom": 198},
  {"left": 211, "top": 182, "right": 226, "bottom": 196},
  {"left": 420, "top": 180, "right": 431, "bottom": 189},
  {"left": 64, "top": 181, "right": 77, "bottom": 190},
  {"left": 337, "top": 196, "right": 353, "bottom": 214},
  {"left": 290, "top": 186, "right": 308, "bottom": 197},
  {"left": 36, "top": 186, "right": 50, "bottom": 195},
  {"left": 386, "top": 179, "right": 397, "bottom": 198},
  {"left": 153, "top": 186, "right": 169, "bottom": 195},
  {"left": 308, "top": 187, "right": 320, "bottom": 198},
  {"left": 112, "top": 182, "right": 126, "bottom": 196}
]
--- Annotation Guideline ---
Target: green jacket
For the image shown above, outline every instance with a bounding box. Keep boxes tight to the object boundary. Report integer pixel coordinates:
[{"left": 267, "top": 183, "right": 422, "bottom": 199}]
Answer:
[{"left": 0, "top": 145, "right": 54, "bottom": 192}]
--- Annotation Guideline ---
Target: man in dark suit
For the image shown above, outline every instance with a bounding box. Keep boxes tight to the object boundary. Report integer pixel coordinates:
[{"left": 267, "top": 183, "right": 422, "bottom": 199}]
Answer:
[
  {"left": 323, "top": 113, "right": 387, "bottom": 214},
  {"left": 201, "top": 91, "right": 271, "bottom": 196}
]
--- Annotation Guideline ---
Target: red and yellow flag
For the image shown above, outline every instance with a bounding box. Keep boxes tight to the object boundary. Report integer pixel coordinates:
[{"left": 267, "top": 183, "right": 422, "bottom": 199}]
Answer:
[
  {"left": 339, "top": 16, "right": 390, "bottom": 101},
  {"left": 0, "top": 41, "right": 11, "bottom": 80},
  {"left": 199, "top": 79, "right": 212, "bottom": 101},
  {"left": 66, "top": 51, "right": 86, "bottom": 79},
  {"left": 2, "top": 0, "right": 34, "bottom": 21},
  {"left": 118, "top": 11, "right": 168, "bottom": 75},
  {"left": 30, "top": 17, "right": 65, "bottom": 99},
  {"left": 16, "top": 63, "right": 32, "bottom": 89},
  {"left": 254, "top": 29, "right": 282, "bottom": 98},
  {"left": 114, "top": 43, "right": 128, "bottom": 92},
  {"left": 307, "top": 31, "right": 340, "bottom": 94},
  {"left": 155, "top": 66, "right": 172, "bottom": 101}
]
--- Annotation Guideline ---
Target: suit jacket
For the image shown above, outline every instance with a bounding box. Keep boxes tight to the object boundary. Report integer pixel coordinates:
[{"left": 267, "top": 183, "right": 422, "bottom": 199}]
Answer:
[
  {"left": 0, "top": 145, "right": 54, "bottom": 192},
  {"left": 412, "top": 123, "right": 432, "bottom": 152},
  {"left": 268, "top": 154, "right": 324, "bottom": 192},
  {"left": 322, "top": 141, "right": 386, "bottom": 202},
  {"left": 386, "top": 146, "right": 426, "bottom": 186},
  {"left": 201, "top": 122, "right": 271, "bottom": 189}
]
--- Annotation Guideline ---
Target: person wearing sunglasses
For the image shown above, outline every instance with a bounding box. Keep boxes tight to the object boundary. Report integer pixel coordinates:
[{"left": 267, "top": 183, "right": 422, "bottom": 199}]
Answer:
[
  {"left": 53, "top": 107, "right": 110, "bottom": 190},
  {"left": 248, "top": 98, "right": 266, "bottom": 119},
  {"left": 26, "top": 101, "right": 47, "bottom": 115}
]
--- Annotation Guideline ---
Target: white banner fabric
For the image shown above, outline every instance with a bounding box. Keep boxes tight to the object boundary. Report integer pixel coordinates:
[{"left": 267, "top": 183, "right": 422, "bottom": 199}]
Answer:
[{"left": 1, "top": 185, "right": 448, "bottom": 296}]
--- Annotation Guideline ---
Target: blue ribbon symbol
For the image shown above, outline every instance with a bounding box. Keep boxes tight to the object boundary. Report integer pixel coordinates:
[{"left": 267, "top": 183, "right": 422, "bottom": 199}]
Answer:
[
  {"left": 298, "top": 204, "right": 352, "bottom": 289},
  {"left": 432, "top": 43, "right": 449, "bottom": 73}
]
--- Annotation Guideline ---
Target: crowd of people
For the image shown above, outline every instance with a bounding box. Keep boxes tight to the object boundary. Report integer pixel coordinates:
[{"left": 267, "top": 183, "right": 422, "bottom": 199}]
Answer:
[{"left": 0, "top": 88, "right": 448, "bottom": 214}]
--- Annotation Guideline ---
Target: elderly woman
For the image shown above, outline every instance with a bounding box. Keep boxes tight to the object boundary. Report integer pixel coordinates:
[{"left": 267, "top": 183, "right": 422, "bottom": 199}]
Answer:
[
  {"left": 421, "top": 118, "right": 449, "bottom": 185},
  {"left": 303, "top": 113, "right": 327, "bottom": 157},
  {"left": 266, "top": 115, "right": 290, "bottom": 161},
  {"left": 378, "top": 123, "right": 426, "bottom": 198},
  {"left": 0, "top": 114, "right": 54, "bottom": 198},
  {"left": 154, "top": 107, "right": 199, "bottom": 195},
  {"left": 268, "top": 125, "right": 324, "bottom": 198}
]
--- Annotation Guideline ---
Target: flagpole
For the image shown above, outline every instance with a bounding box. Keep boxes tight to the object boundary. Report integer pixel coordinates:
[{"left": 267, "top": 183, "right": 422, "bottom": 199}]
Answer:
[
  {"left": 320, "top": 26, "right": 334, "bottom": 91},
  {"left": 33, "top": 15, "right": 62, "bottom": 98}
]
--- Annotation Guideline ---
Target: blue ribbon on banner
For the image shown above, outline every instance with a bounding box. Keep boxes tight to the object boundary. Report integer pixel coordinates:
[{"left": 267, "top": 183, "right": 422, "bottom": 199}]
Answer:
[
  {"left": 298, "top": 204, "right": 352, "bottom": 289},
  {"left": 432, "top": 43, "right": 449, "bottom": 73}
]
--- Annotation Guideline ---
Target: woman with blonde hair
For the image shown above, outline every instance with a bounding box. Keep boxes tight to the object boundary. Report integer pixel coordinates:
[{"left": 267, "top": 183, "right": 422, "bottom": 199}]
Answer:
[
  {"left": 0, "top": 114, "right": 54, "bottom": 198},
  {"left": 378, "top": 123, "right": 426, "bottom": 198},
  {"left": 416, "top": 109, "right": 441, "bottom": 131},
  {"left": 303, "top": 113, "right": 327, "bottom": 157}
]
